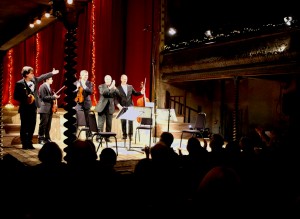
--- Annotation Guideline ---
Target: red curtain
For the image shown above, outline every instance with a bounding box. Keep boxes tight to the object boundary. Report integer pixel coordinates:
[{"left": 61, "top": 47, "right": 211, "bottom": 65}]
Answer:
[{"left": 2, "top": 0, "right": 154, "bottom": 107}]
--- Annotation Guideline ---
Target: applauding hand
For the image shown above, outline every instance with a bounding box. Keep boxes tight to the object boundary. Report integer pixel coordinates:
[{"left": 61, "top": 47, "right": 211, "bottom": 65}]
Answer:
[{"left": 52, "top": 68, "right": 59, "bottom": 74}]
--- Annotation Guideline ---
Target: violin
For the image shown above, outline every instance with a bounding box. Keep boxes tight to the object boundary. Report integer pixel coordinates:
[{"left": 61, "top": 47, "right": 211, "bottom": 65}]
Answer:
[
  {"left": 75, "top": 86, "right": 84, "bottom": 103},
  {"left": 52, "top": 99, "right": 58, "bottom": 113},
  {"left": 52, "top": 85, "right": 65, "bottom": 113},
  {"left": 27, "top": 94, "right": 35, "bottom": 104},
  {"left": 137, "top": 78, "right": 149, "bottom": 123}
]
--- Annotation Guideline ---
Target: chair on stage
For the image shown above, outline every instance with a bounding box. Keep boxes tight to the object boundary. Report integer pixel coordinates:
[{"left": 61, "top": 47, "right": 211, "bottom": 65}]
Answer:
[
  {"left": 179, "top": 112, "right": 207, "bottom": 148},
  {"left": 76, "top": 110, "right": 118, "bottom": 155},
  {"left": 135, "top": 117, "right": 153, "bottom": 147},
  {"left": 76, "top": 109, "right": 90, "bottom": 138}
]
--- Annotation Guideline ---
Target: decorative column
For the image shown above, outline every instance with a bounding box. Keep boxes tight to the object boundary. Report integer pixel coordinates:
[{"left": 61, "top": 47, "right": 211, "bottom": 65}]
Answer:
[
  {"left": 0, "top": 52, "right": 5, "bottom": 152},
  {"left": 52, "top": 0, "right": 90, "bottom": 147},
  {"left": 232, "top": 76, "right": 240, "bottom": 142}
]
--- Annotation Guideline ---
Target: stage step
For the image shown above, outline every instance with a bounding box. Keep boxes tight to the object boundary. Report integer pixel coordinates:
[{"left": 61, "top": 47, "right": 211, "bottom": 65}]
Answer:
[
  {"left": 156, "top": 121, "right": 192, "bottom": 139},
  {"left": 3, "top": 124, "right": 21, "bottom": 136}
]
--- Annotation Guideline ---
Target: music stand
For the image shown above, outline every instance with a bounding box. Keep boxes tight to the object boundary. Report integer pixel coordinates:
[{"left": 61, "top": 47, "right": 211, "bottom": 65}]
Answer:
[
  {"left": 156, "top": 108, "right": 177, "bottom": 132},
  {"left": 117, "top": 106, "right": 146, "bottom": 151}
]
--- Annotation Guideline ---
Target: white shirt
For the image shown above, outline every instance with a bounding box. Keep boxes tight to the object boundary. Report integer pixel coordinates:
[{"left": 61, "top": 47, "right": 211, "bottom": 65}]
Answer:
[
  {"left": 121, "top": 84, "right": 127, "bottom": 96},
  {"left": 27, "top": 81, "right": 34, "bottom": 92}
]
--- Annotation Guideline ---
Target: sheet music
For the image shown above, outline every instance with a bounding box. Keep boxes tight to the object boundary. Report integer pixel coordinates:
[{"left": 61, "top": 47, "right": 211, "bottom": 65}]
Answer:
[{"left": 118, "top": 107, "right": 144, "bottom": 121}]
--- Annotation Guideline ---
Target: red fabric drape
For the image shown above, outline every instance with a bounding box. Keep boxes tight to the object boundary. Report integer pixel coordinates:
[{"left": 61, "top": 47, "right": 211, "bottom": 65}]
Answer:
[{"left": 2, "top": 0, "right": 154, "bottom": 107}]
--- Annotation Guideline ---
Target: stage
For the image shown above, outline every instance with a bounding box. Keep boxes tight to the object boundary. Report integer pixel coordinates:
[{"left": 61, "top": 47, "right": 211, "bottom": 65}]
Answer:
[{"left": 1, "top": 107, "right": 201, "bottom": 171}]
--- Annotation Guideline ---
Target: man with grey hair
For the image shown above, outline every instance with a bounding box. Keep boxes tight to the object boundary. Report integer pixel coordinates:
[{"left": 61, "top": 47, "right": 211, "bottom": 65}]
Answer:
[{"left": 95, "top": 75, "right": 119, "bottom": 142}]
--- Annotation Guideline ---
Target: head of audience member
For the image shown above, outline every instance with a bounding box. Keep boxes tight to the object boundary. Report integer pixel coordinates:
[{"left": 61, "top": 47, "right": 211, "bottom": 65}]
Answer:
[
  {"left": 239, "top": 136, "right": 255, "bottom": 153},
  {"left": 64, "top": 139, "right": 97, "bottom": 165},
  {"left": 186, "top": 137, "right": 207, "bottom": 156},
  {"left": 150, "top": 142, "right": 170, "bottom": 162},
  {"left": 209, "top": 133, "right": 225, "bottom": 152},
  {"left": 38, "top": 141, "right": 63, "bottom": 164},
  {"left": 195, "top": 166, "right": 242, "bottom": 214},
  {"left": 99, "top": 147, "right": 117, "bottom": 168},
  {"left": 159, "top": 132, "right": 174, "bottom": 148}
]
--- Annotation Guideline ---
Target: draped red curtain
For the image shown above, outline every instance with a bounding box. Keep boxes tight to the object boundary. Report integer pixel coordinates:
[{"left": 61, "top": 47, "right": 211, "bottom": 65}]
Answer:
[{"left": 2, "top": 0, "right": 154, "bottom": 107}]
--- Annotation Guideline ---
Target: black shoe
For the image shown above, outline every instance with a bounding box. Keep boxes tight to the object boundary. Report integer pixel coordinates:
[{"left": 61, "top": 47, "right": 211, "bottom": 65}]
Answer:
[
  {"left": 122, "top": 135, "right": 127, "bottom": 140},
  {"left": 38, "top": 139, "right": 46, "bottom": 145}
]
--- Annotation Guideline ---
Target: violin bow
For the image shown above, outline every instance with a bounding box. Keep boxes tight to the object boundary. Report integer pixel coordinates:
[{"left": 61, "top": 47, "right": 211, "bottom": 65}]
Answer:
[{"left": 54, "top": 85, "right": 66, "bottom": 95}]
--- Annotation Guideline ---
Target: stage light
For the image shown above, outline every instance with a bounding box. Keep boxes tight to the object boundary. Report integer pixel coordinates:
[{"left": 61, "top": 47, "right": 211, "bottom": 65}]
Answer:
[
  {"left": 168, "top": 27, "right": 177, "bottom": 36},
  {"left": 36, "top": 17, "right": 42, "bottom": 25},
  {"left": 204, "top": 30, "right": 213, "bottom": 39},
  {"left": 284, "top": 16, "right": 292, "bottom": 26},
  {"left": 45, "top": 12, "right": 51, "bottom": 18}
]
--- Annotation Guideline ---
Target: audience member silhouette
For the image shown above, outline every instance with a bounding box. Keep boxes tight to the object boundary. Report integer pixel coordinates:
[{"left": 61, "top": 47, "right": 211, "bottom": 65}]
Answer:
[
  {"left": 63, "top": 139, "right": 100, "bottom": 218},
  {"left": 180, "top": 137, "right": 209, "bottom": 200},
  {"left": 192, "top": 166, "right": 242, "bottom": 217},
  {"left": 26, "top": 141, "right": 68, "bottom": 219}
]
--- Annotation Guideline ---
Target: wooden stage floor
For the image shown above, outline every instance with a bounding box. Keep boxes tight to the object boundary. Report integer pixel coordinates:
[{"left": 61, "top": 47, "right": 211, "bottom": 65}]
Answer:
[{"left": 1, "top": 135, "right": 190, "bottom": 172}]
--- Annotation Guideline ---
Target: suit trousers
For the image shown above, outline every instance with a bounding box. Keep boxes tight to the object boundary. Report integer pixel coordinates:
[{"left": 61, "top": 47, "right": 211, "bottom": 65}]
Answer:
[
  {"left": 97, "top": 103, "right": 113, "bottom": 132},
  {"left": 38, "top": 112, "right": 53, "bottom": 140},
  {"left": 121, "top": 119, "right": 133, "bottom": 136},
  {"left": 20, "top": 106, "right": 37, "bottom": 146}
]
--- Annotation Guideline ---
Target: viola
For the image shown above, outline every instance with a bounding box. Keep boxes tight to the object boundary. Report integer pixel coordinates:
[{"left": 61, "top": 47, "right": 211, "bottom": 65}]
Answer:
[
  {"left": 75, "top": 86, "right": 84, "bottom": 103},
  {"left": 52, "top": 99, "right": 58, "bottom": 113},
  {"left": 137, "top": 78, "right": 149, "bottom": 123},
  {"left": 52, "top": 85, "right": 65, "bottom": 113}
]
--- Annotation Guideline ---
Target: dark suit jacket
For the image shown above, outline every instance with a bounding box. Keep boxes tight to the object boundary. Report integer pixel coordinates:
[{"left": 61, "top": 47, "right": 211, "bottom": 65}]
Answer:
[
  {"left": 95, "top": 83, "right": 120, "bottom": 114},
  {"left": 38, "top": 83, "right": 55, "bottom": 114},
  {"left": 115, "top": 84, "right": 142, "bottom": 107},
  {"left": 14, "top": 72, "right": 54, "bottom": 113},
  {"left": 74, "top": 80, "right": 93, "bottom": 110}
]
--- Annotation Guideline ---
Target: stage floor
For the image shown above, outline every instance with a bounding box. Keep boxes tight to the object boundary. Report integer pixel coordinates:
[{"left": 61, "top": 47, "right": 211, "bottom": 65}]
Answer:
[{"left": 1, "top": 135, "right": 191, "bottom": 172}]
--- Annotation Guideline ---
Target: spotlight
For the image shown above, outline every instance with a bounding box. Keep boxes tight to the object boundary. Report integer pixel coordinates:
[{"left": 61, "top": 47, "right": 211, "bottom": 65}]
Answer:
[
  {"left": 204, "top": 30, "right": 213, "bottom": 39},
  {"left": 284, "top": 16, "right": 293, "bottom": 26},
  {"left": 168, "top": 27, "right": 177, "bottom": 36},
  {"left": 67, "top": 0, "right": 73, "bottom": 4},
  {"left": 45, "top": 12, "right": 51, "bottom": 18},
  {"left": 36, "top": 18, "right": 41, "bottom": 25}
]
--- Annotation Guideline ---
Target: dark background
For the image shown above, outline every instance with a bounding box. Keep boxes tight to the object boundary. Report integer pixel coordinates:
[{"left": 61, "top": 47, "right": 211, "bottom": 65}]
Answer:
[{"left": 166, "top": 0, "right": 298, "bottom": 42}]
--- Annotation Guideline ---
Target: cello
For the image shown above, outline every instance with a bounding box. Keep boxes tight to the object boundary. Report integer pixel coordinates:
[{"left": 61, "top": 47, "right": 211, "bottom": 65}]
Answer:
[{"left": 136, "top": 78, "right": 149, "bottom": 123}]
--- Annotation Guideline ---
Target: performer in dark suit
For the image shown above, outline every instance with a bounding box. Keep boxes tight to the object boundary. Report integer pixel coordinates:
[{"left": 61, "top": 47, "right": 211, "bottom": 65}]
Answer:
[
  {"left": 74, "top": 70, "right": 94, "bottom": 137},
  {"left": 115, "top": 74, "right": 144, "bottom": 139},
  {"left": 95, "top": 75, "right": 119, "bottom": 141},
  {"left": 13, "top": 66, "right": 59, "bottom": 149},
  {"left": 37, "top": 77, "right": 60, "bottom": 144}
]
